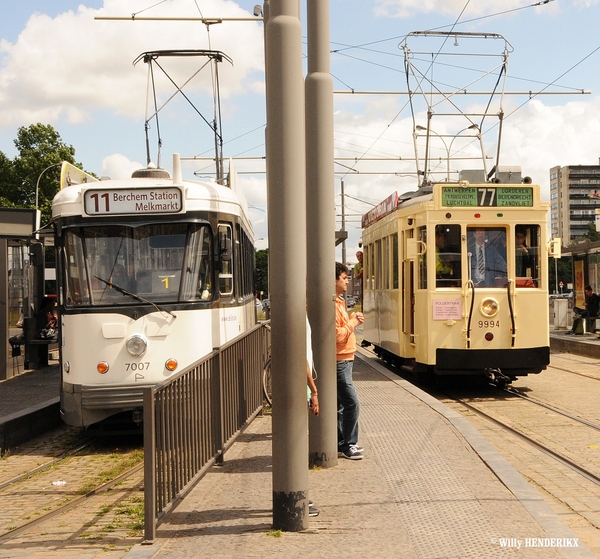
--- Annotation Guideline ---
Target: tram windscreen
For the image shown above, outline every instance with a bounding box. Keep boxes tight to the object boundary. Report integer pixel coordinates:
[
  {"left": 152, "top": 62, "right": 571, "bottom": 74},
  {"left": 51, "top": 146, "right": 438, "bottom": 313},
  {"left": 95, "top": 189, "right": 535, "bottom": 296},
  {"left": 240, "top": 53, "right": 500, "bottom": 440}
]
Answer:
[
  {"left": 467, "top": 226, "right": 508, "bottom": 287},
  {"left": 62, "top": 223, "right": 213, "bottom": 306}
]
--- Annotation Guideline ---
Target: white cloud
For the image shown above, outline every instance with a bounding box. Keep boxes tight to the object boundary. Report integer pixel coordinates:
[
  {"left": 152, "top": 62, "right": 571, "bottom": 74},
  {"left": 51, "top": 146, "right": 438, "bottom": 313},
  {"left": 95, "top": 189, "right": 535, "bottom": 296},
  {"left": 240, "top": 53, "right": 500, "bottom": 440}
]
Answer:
[
  {"left": 373, "top": 0, "right": 560, "bottom": 18},
  {"left": 0, "top": 0, "right": 264, "bottom": 127},
  {"left": 100, "top": 153, "right": 144, "bottom": 179}
]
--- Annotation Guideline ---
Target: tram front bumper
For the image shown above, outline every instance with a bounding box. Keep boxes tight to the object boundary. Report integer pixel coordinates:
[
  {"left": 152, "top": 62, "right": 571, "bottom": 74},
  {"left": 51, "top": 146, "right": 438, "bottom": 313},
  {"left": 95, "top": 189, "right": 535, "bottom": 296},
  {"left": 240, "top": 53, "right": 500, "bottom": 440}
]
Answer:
[{"left": 435, "top": 346, "right": 550, "bottom": 376}]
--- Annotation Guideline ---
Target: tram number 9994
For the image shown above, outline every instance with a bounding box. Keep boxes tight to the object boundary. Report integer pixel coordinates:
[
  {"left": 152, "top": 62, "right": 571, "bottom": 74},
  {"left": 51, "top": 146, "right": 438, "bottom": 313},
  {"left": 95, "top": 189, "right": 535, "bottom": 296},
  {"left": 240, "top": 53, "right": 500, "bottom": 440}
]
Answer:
[
  {"left": 125, "top": 362, "right": 150, "bottom": 371},
  {"left": 478, "top": 320, "right": 500, "bottom": 328}
]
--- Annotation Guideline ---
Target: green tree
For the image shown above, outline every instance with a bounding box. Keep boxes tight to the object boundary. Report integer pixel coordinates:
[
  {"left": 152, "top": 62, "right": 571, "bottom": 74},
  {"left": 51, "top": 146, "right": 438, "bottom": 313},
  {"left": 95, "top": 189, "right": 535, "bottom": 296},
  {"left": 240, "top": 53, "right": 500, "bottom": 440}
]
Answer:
[
  {"left": 9, "top": 123, "right": 83, "bottom": 225},
  {"left": 0, "top": 151, "right": 17, "bottom": 207},
  {"left": 255, "top": 248, "right": 269, "bottom": 297}
]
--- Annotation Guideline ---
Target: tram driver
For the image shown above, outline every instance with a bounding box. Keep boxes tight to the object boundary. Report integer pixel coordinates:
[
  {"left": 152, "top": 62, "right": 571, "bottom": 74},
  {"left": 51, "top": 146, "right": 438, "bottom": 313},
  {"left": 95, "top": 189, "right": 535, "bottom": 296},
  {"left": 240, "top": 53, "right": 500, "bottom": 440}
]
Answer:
[{"left": 468, "top": 228, "right": 507, "bottom": 287}]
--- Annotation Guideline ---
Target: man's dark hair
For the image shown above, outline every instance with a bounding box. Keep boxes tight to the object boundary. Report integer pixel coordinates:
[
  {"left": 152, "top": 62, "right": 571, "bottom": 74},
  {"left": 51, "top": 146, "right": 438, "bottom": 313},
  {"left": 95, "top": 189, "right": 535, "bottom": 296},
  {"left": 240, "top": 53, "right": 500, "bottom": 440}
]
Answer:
[
  {"left": 515, "top": 225, "right": 527, "bottom": 236},
  {"left": 336, "top": 261, "right": 348, "bottom": 279},
  {"left": 585, "top": 285, "right": 593, "bottom": 292}
]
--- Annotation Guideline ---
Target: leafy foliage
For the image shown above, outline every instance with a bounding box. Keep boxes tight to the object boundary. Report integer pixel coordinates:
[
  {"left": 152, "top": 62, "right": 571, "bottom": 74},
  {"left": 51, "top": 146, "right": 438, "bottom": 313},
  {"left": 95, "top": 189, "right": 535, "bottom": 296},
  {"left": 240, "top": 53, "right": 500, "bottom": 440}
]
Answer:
[
  {"left": 0, "top": 123, "right": 89, "bottom": 225},
  {"left": 255, "top": 248, "right": 269, "bottom": 296}
]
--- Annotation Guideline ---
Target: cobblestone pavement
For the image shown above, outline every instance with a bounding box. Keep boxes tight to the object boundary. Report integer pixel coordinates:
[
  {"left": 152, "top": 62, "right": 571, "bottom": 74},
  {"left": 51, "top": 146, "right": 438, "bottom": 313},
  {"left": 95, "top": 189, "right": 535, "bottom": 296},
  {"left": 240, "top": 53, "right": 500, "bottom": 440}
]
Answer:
[{"left": 128, "top": 356, "right": 591, "bottom": 559}]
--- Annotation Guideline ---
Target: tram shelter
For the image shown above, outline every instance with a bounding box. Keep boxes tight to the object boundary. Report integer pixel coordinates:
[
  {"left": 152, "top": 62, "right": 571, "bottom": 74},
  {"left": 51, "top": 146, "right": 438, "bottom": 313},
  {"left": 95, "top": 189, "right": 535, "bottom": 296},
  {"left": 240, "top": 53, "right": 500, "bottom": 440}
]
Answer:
[
  {"left": 562, "top": 239, "right": 600, "bottom": 310},
  {"left": 0, "top": 208, "right": 50, "bottom": 381}
]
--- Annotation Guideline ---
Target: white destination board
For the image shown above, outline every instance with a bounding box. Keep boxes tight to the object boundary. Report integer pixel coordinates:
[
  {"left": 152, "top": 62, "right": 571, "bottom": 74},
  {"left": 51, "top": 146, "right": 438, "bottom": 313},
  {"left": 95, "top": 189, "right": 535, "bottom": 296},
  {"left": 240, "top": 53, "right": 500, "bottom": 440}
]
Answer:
[{"left": 84, "top": 187, "right": 183, "bottom": 216}]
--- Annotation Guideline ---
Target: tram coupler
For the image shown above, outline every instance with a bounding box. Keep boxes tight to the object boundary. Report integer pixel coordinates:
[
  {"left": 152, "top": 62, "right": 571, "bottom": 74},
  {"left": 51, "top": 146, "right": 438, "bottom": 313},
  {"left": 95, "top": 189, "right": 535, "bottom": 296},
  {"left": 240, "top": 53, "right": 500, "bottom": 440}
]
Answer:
[{"left": 484, "top": 367, "right": 512, "bottom": 387}]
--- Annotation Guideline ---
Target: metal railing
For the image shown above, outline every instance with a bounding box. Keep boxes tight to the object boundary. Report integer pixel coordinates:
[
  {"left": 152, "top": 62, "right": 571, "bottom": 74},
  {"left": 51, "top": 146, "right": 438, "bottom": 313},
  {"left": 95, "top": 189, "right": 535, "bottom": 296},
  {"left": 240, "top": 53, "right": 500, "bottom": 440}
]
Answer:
[{"left": 143, "top": 322, "right": 270, "bottom": 542}]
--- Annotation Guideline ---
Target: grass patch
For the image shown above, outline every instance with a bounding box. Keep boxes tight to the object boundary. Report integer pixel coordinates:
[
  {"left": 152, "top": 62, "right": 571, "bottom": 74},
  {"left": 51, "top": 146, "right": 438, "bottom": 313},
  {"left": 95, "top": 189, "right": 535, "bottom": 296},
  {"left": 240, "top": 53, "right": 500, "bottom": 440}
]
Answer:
[
  {"left": 77, "top": 450, "right": 144, "bottom": 495},
  {"left": 266, "top": 529, "right": 282, "bottom": 538}
]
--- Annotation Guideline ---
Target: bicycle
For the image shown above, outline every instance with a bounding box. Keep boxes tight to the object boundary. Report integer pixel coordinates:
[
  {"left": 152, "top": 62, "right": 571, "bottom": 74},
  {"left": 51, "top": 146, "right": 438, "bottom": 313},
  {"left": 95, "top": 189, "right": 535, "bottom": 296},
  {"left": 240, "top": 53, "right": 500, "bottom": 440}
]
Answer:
[
  {"left": 262, "top": 323, "right": 272, "bottom": 406},
  {"left": 262, "top": 355, "right": 272, "bottom": 406}
]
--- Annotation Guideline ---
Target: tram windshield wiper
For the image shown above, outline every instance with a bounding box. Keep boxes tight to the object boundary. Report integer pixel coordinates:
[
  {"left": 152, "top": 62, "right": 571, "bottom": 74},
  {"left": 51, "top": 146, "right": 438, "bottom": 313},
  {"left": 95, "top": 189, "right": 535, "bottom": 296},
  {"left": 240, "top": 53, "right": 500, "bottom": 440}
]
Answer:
[{"left": 93, "top": 275, "right": 176, "bottom": 318}]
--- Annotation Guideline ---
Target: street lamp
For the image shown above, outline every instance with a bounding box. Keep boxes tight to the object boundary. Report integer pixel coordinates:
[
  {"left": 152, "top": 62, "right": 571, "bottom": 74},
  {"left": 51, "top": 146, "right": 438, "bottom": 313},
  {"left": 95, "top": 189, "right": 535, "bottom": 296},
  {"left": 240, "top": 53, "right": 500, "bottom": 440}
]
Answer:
[
  {"left": 415, "top": 125, "right": 449, "bottom": 185},
  {"left": 447, "top": 124, "right": 486, "bottom": 180},
  {"left": 415, "top": 124, "right": 485, "bottom": 183},
  {"left": 35, "top": 162, "right": 63, "bottom": 210}
]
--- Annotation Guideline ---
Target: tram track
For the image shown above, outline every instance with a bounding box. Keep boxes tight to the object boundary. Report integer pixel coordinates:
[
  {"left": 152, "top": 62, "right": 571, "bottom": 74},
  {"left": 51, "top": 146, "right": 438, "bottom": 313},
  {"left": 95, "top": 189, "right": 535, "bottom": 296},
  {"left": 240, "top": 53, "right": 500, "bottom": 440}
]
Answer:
[
  {"left": 446, "top": 394, "right": 600, "bottom": 488},
  {"left": 0, "top": 439, "right": 94, "bottom": 492},
  {"left": 0, "top": 462, "right": 144, "bottom": 543},
  {"left": 0, "top": 428, "right": 145, "bottom": 554}
]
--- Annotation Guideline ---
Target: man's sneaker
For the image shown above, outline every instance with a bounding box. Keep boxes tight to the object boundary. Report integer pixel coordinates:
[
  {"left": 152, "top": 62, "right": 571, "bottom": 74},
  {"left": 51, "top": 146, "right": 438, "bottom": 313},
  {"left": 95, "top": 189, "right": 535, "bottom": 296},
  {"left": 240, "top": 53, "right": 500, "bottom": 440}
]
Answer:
[
  {"left": 341, "top": 446, "right": 363, "bottom": 460},
  {"left": 352, "top": 445, "right": 364, "bottom": 453},
  {"left": 309, "top": 505, "right": 320, "bottom": 517}
]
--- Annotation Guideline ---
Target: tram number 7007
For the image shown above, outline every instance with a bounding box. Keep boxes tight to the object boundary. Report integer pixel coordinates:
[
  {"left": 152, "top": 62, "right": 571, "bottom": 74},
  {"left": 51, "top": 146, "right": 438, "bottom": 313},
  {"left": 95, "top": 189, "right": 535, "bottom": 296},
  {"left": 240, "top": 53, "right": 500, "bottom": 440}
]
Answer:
[
  {"left": 477, "top": 320, "right": 500, "bottom": 328},
  {"left": 125, "top": 362, "right": 150, "bottom": 371}
]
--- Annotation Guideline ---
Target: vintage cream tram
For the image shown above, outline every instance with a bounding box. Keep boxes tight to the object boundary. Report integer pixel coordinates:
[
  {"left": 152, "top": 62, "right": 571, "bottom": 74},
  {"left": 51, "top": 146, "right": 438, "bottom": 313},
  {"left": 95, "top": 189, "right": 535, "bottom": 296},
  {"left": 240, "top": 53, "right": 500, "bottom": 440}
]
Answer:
[{"left": 361, "top": 170, "right": 558, "bottom": 384}]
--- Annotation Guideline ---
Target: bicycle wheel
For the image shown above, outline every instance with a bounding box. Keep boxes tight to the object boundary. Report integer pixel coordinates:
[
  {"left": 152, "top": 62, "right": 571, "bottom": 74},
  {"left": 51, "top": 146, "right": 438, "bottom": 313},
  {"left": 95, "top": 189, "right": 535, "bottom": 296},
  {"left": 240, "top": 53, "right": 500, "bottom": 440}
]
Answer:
[{"left": 262, "top": 357, "right": 272, "bottom": 406}]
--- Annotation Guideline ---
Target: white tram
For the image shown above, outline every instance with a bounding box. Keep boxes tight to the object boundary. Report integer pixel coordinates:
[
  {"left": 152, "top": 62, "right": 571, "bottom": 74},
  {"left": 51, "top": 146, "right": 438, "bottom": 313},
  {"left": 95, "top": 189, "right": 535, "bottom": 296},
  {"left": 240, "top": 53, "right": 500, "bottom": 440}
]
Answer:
[
  {"left": 52, "top": 157, "right": 256, "bottom": 427},
  {"left": 361, "top": 170, "right": 558, "bottom": 384}
]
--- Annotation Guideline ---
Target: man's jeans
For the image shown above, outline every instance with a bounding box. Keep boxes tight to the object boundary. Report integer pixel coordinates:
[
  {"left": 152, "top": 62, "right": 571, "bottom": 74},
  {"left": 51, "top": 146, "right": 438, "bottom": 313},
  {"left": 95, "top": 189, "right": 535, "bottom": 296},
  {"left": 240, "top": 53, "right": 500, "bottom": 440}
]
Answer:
[{"left": 337, "top": 359, "right": 360, "bottom": 452}]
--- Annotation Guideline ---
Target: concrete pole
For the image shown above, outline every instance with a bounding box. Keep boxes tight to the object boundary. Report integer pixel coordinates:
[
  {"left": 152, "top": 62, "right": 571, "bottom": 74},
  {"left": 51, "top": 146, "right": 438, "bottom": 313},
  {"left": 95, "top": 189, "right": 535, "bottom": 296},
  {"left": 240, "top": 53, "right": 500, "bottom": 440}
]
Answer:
[
  {"left": 305, "top": 0, "right": 337, "bottom": 468},
  {"left": 264, "top": 0, "right": 309, "bottom": 531},
  {"left": 341, "top": 178, "right": 347, "bottom": 266}
]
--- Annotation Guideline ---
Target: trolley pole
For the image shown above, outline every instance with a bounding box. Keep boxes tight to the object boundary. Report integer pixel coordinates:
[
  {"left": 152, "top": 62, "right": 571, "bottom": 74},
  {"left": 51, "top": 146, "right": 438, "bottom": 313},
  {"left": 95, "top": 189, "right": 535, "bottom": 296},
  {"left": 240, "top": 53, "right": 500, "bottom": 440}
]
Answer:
[
  {"left": 264, "top": 0, "right": 310, "bottom": 531},
  {"left": 305, "top": 0, "right": 337, "bottom": 468}
]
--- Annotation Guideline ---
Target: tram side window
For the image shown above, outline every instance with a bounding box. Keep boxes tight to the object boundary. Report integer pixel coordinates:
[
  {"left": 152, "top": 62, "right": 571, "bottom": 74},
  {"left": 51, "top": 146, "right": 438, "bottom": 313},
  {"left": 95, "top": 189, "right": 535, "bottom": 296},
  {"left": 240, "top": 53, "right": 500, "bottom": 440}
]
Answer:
[
  {"left": 367, "top": 244, "right": 374, "bottom": 290},
  {"left": 383, "top": 236, "right": 390, "bottom": 290},
  {"left": 392, "top": 233, "right": 399, "bottom": 289},
  {"left": 375, "top": 239, "right": 382, "bottom": 289},
  {"left": 218, "top": 224, "right": 234, "bottom": 296},
  {"left": 181, "top": 226, "right": 212, "bottom": 300},
  {"left": 515, "top": 224, "right": 540, "bottom": 288},
  {"left": 418, "top": 226, "right": 427, "bottom": 289},
  {"left": 435, "top": 224, "right": 462, "bottom": 288}
]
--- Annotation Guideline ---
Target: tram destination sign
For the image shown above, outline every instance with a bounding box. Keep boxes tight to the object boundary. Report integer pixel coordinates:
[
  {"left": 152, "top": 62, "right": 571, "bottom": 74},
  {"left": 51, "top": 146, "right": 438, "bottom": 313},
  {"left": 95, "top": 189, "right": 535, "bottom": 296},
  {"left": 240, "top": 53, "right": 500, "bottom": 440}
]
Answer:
[
  {"left": 83, "top": 187, "right": 183, "bottom": 216},
  {"left": 441, "top": 186, "right": 533, "bottom": 207}
]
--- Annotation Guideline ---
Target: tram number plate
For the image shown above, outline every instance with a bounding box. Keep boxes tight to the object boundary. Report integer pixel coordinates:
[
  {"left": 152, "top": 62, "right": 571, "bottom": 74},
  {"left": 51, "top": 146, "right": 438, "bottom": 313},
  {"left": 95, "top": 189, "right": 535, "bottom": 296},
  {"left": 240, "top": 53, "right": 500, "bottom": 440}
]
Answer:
[
  {"left": 477, "top": 320, "right": 500, "bottom": 328},
  {"left": 125, "top": 362, "right": 150, "bottom": 371}
]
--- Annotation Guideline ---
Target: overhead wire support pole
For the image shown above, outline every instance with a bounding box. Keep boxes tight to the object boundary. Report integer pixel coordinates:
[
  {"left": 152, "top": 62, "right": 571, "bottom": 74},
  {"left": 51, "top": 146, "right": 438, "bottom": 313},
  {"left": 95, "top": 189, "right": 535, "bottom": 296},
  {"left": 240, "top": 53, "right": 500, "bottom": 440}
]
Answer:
[
  {"left": 94, "top": 16, "right": 262, "bottom": 22},
  {"left": 333, "top": 90, "right": 591, "bottom": 96},
  {"left": 306, "top": 0, "right": 337, "bottom": 470},
  {"left": 265, "top": 0, "right": 310, "bottom": 532}
]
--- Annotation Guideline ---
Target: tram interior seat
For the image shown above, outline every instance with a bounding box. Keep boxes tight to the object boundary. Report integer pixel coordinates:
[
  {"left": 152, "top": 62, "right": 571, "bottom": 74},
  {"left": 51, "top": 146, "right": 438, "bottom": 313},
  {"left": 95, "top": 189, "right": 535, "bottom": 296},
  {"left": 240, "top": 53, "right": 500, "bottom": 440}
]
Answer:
[{"left": 516, "top": 277, "right": 535, "bottom": 288}]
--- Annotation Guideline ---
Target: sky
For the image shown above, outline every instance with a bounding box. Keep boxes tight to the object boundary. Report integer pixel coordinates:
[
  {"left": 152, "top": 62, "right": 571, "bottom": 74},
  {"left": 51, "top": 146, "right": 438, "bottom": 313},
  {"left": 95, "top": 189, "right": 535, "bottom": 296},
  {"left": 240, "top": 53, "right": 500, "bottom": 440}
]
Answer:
[{"left": 1, "top": 0, "right": 600, "bottom": 263}]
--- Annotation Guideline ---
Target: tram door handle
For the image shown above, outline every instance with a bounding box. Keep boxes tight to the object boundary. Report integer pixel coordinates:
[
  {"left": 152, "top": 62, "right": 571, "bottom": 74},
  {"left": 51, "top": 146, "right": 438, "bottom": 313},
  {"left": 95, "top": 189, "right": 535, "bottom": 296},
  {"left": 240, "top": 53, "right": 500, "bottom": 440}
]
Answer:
[{"left": 406, "top": 238, "right": 426, "bottom": 260}]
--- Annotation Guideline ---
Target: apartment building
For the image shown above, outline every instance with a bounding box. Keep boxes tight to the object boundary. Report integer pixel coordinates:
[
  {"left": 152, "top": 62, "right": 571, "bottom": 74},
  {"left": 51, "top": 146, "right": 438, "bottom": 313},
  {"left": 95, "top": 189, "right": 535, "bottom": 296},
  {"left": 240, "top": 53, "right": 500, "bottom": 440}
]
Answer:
[{"left": 550, "top": 163, "right": 600, "bottom": 242}]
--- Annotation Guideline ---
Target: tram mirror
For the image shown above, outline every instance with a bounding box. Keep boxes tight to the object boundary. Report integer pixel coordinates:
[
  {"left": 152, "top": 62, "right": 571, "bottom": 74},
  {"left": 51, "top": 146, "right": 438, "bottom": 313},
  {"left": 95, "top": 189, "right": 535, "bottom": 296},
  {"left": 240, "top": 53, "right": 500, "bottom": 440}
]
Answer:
[
  {"left": 219, "top": 236, "right": 232, "bottom": 261},
  {"left": 549, "top": 238, "right": 561, "bottom": 259}
]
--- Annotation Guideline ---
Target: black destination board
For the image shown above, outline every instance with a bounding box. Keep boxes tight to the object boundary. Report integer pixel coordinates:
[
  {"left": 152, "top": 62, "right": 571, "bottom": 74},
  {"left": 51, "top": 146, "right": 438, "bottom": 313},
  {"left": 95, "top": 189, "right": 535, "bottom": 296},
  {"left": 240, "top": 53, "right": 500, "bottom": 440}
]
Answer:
[{"left": 441, "top": 186, "right": 533, "bottom": 207}]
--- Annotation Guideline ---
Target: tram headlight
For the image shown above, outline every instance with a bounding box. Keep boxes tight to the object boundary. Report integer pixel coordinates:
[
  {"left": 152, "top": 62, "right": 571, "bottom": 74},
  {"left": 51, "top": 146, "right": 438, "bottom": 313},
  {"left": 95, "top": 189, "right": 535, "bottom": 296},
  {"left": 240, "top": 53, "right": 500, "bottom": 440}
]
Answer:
[
  {"left": 480, "top": 297, "right": 499, "bottom": 318},
  {"left": 126, "top": 334, "right": 148, "bottom": 357}
]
